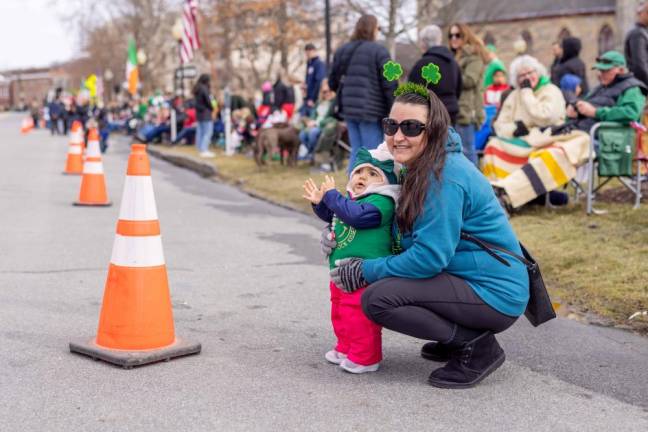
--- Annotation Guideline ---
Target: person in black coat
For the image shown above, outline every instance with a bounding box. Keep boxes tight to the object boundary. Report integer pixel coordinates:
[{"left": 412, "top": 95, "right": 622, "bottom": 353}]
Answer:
[
  {"left": 551, "top": 37, "right": 589, "bottom": 95},
  {"left": 328, "top": 14, "right": 397, "bottom": 172},
  {"left": 192, "top": 73, "right": 215, "bottom": 157},
  {"left": 408, "top": 25, "right": 462, "bottom": 124},
  {"left": 624, "top": 2, "right": 648, "bottom": 87}
]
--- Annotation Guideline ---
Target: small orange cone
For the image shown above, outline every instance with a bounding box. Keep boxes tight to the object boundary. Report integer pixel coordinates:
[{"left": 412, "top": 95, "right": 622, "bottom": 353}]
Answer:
[
  {"left": 20, "top": 117, "right": 34, "bottom": 134},
  {"left": 63, "top": 121, "right": 84, "bottom": 175},
  {"left": 74, "top": 128, "right": 111, "bottom": 206},
  {"left": 70, "top": 144, "right": 201, "bottom": 368}
]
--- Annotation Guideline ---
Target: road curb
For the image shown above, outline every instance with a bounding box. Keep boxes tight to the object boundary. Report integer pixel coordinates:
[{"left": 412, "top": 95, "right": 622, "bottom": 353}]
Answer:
[
  {"left": 147, "top": 145, "right": 308, "bottom": 215},
  {"left": 147, "top": 146, "right": 217, "bottom": 178}
]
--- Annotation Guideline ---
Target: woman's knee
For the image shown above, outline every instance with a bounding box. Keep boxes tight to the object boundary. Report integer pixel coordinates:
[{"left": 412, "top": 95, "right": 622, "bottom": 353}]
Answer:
[{"left": 361, "top": 278, "right": 401, "bottom": 321}]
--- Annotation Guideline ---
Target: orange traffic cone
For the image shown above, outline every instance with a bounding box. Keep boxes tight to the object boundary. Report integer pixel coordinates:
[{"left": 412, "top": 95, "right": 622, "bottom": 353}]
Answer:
[
  {"left": 70, "top": 144, "right": 201, "bottom": 368},
  {"left": 20, "top": 117, "right": 34, "bottom": 134},
  {"left": 63, "top": 121, "right": 84, "bottom": 175},
  {"left": 74, "top": 128, "right": 111, "bottom": 206}
]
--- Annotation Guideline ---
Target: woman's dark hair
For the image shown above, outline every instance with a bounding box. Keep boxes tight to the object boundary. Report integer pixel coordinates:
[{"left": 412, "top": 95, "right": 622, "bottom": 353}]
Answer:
[
  {"left": 192, "top": 73, "right": 211, "bottom": 95},
  {"left": 351, "top": 14, "right": 378, "bottom": 41},
  {"left": 394, "top": 90, "right": 450, "bottom": 233}
]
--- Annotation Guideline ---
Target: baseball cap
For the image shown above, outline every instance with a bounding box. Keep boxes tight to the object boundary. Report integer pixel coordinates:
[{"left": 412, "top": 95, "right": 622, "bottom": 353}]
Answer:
[{"left": 592, "top": 50, "right": 626, "bottom": 70}]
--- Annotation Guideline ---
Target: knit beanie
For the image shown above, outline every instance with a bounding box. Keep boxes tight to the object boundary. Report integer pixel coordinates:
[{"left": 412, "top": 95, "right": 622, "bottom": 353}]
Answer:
[{"left": 348, "top": 145, "right": 400, "bottom": 187}]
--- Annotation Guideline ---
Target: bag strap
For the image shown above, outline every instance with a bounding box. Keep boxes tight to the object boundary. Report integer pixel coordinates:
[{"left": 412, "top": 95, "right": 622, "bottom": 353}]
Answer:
[
  {"left": 460, "top": 232, "right": 533, "bottom": 268},
  {"left": 339, "top": 41, "right": 364, "bottom": 81}
]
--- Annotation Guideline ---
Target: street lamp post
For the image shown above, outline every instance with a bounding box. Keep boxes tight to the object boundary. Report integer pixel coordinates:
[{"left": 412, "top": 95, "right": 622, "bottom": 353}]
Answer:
[
  {"left": 325, "top": 0, "right": 332, "bottom": 68},
  {"left": 171, "top": 18, "right": 184, "bottom": 142},
  {"left": 104, "top": 69, "right": 114, "bottom": 103}
]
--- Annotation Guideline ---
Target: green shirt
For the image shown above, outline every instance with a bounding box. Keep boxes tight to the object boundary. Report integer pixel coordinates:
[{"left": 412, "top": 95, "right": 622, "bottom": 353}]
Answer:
[
  {"left": 595, "top": 87, "right": 646, "bottom": 123},
  {"left": 329, "top": 194, "right": 395, "bottom": 269}
]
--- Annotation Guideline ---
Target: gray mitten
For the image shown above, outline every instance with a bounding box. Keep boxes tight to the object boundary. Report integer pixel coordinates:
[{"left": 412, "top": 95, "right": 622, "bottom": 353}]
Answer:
[
  {"left": 330, "top": 258, "right": 366, "bottom": 293},
  {"left": 320, "top": 225, "right": 337, "bottom": 258}
]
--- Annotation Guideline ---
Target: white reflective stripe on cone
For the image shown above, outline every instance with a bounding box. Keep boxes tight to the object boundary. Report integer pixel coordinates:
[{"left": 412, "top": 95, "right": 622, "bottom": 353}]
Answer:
[
  {"left": 110, "top": 234, "right": 165, "bottom": 267},
  {"left": 86, "top": 141, "right": 101, "bottom": 158},
  {"left": 118, "top": 176, "right": 159, "bottom": 220},
  {"left": 69, "top": 145, "right": 83, "bottom": 155},
  {"left": 83, "top": 161, "right": 104, "bottom": 174}
]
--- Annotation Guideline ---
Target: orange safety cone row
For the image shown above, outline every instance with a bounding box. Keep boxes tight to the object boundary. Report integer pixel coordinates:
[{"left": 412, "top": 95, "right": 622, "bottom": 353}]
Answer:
[
  {"left": 70, "top": 144, "right": 201, "bottom": 368},
  {"left": 63, "top": 121, "right": 84, "bottom": 175},
  {"left": 20, "top": 117, "right": 34, "bottom": 134},
  {"left": 74, "top": 128, "right": 111, "bottom": 206}
]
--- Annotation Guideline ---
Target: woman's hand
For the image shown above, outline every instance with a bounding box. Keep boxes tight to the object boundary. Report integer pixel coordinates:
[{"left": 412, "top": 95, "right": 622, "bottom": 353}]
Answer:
[
  {"left": 320, "top": 226, "right": 336, "bottom": 257},
  {"left": 302, "top": 178, "right": 324, "bottom": 204},
  {"left": 330, "top": 258, "right": 367, "bottom": 293}
]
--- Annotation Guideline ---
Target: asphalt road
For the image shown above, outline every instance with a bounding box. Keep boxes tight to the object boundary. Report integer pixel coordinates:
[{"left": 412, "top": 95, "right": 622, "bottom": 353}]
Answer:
[{"left": 1, "top": 113, "right": 647, "bottom": 431}]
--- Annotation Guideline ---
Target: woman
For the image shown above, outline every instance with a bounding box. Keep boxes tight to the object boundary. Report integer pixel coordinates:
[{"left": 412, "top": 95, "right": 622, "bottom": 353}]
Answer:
[
  {"left": 481, "top": 56, "right": 566, "bottom": 208},
  {"left": 328, "top": 14, "right": 397, "bottom": 172},
  {"left": 193, "top": 73, "right": 215, "bottom": 158},
  {"left": 448, "top": 23, "right": 489, "bottom": 165},
  {"left": 328, "top": 86, "right": 529, "bottom": 388}
]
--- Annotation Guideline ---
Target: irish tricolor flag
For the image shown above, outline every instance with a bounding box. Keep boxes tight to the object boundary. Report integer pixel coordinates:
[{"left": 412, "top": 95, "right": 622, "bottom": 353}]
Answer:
[{"left": 126, "top": 37, "right": 139, "bottom": 96}]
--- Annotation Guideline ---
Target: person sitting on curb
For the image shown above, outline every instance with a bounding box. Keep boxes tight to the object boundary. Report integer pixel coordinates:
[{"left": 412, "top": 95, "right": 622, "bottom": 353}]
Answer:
[{"left": 323, "top": 83, "right": 528, "bottom": 389}]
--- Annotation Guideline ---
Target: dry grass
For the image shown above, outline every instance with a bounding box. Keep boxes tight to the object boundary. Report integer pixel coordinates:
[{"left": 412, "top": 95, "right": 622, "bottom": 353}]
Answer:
[{"left": 157, "top": 145, "right": 648, "bottom": 332}]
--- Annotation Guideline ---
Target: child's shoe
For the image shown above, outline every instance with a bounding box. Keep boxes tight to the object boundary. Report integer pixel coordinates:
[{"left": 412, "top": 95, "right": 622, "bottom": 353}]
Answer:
[
  {"left": 339, "top": 358, "right": 380, "bottom": 374},
  {"left": 324, "top": 350, "right": 347, "bottom": 365}
]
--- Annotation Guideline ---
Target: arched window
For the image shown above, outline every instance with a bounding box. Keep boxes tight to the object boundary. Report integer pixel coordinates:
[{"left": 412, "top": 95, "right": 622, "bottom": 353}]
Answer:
[
  {"left": 521, "top": 30, "right": 533, "bottom": 54},
  {"left": 483, "top": 31, "right": 496, "bottom": 46},
  {"left": 558, "top": 28, "right": 571, "bottom": 41},
  {"left": 598, "top": 25, "right": 615, "bottom": 54}
]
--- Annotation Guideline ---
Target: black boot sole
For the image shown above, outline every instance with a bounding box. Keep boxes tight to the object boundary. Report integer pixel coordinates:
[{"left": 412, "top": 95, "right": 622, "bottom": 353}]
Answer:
[{"left": 427, "top": 352, "right": 506, "bottom": 389}]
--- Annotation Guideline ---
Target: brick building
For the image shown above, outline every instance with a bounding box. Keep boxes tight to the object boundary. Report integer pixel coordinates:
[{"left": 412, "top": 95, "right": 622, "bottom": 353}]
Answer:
[{"left": 422, "top": 0, "right": 638, "bottom": 83}]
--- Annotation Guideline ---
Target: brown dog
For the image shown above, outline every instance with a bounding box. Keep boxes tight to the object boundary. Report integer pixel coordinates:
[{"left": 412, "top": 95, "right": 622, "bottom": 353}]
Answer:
[{"left": 254, "top": 123, "right": 300, "bottom": 167}]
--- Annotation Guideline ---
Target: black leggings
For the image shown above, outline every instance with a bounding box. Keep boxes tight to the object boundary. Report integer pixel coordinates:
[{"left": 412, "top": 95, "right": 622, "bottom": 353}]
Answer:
[{"left": 361, "top": 273, "right": 517, "bottom": 344}]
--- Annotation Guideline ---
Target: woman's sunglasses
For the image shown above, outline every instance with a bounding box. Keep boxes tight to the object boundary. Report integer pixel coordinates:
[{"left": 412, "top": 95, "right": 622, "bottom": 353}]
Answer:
[
  {"left": 382, "top": 118, "right": 427, "bottom": 137},
  {"left": 449, "top": 32, "right": 462, "bottom": 40}
]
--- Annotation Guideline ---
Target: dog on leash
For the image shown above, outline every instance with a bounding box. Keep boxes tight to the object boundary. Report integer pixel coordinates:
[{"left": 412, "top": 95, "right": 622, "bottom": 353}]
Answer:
[{"left": 254, "top": 123, "right": 300, "bottom": 167}]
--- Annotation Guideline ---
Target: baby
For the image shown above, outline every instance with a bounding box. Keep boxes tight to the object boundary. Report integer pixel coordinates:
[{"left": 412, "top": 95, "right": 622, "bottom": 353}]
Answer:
[{"left": 302, "top": 146, "right": 400, "bottom": 373}]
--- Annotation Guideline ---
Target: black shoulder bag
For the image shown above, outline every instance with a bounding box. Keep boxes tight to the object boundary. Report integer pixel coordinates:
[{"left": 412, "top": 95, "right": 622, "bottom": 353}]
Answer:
[
  {"left": 333, "top": 41, "right": 364, "bottom": 120},
  {"left": 460, "top": 232, "right": 556, "bottom": 327}
]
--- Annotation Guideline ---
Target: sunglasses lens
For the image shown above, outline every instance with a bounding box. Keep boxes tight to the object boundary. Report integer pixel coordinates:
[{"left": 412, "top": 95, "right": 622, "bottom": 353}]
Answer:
[
  {"left": 382, "top": 118, "right": 399, "bottom": 136},
  {"left": 401, "top": 120, "right": 424, "bottom": 137}
]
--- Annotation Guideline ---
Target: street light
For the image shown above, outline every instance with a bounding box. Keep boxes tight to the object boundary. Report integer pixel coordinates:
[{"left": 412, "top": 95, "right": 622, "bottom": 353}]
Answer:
[
  {"left": 172, "top": 18, "right": 184, "bottom": 98},
  {"left": 104, "top": 69, "right": 114, "bottom": 102}
]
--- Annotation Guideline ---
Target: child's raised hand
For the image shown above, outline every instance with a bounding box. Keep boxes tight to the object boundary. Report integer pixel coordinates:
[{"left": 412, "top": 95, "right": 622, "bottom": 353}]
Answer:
[
  {"left": 302, "top": 178, "right": 324, "bottom": 205},
  {"left": 321, "top": 175, "right": 336, "bottom": 192}
]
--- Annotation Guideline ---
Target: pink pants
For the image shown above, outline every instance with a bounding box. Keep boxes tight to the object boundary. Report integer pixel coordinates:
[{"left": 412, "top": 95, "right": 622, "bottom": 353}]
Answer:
[{"left": 329, "top": 281, "right": 382, "bottom": 365}]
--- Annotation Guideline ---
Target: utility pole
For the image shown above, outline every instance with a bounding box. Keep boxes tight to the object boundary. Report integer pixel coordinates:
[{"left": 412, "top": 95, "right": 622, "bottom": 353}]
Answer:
[{"left": 325, "top": 0, "right": 332, "bottom": 68}]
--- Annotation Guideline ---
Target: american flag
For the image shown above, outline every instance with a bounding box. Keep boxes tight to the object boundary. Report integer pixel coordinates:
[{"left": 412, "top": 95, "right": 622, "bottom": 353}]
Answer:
[{"left": 180, "top": 0, "right": 201, "bottom": 64}]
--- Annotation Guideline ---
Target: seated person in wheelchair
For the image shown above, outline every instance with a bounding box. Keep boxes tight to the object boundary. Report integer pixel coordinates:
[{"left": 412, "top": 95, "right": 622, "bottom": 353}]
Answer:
[
  {"left": 489, "top": 51, "right": 647, "bottom": 214},
  {"left": 299, "top": 80, "right": 337, "bottom": 161}
]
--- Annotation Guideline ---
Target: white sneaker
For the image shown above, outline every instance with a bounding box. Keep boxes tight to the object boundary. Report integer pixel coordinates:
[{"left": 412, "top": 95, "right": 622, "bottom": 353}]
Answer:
[
  {"left": 199, "top": 151, "right": 215, "bottom": 158},
  {"left": 324, "top": 350, "right": 347, "bottom": 365},
  {"left": 339, "top": 358, "right": 380, "bottom": 374}
]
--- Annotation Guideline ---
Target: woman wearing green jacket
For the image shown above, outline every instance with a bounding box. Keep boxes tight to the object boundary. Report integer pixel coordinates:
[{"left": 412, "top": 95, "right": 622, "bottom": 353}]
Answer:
[{"left": 449, "top": 23, "right": 489, "bottom": 166}]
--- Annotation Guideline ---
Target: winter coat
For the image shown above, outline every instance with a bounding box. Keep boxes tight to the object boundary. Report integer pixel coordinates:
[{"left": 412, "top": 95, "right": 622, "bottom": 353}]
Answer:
[
  {"left": 408, "top": 45, "right": 462, "bottom": 124},
  {"left": 193, "top": 83, "right": 213, "bottom": 122},
  {"left": 362, "top": 128, "right": 529, "bottom": 317},
  {"left": 494, "top": 77, "right": 566, "bottom": 138},
  {"left": 305, "top": 56, "right": 327, "bottom": 103},
  {"left": 273, "top": 80, "right": 292, "bottom": 110},
  {"left": 551, "top": 37, "right": 589, "bottom": 94},
  {"left": 624, "top": 24, "right": 648, "bottom": 87},
  {"left": 455, "top": 45, "right": 485, "bottom": 127},
  {"left": 328, "top": 40, "right": 397, "bottom": 122}
]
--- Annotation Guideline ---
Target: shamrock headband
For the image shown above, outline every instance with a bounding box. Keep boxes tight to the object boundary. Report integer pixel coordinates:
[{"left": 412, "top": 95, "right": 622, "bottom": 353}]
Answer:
[{"left": 382, "top": 60, "right": 443, "bottom": 100}]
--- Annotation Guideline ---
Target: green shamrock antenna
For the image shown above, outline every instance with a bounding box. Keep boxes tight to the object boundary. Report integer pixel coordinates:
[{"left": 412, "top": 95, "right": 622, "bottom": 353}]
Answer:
[
  {"left": 421, "top": 62, "right": 442, "bottom": 85},
  {"left": 383, "top": 60, "right": 403, "bottom": 82}
]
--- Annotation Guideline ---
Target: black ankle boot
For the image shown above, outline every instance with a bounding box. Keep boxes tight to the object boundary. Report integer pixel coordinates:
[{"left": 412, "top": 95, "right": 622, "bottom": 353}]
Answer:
[
  {"left": 420, "top": 342, "right": 455, "bottom": 362},
  {"left": 427, "top": 332, "right": 505, "bottom": 389}
]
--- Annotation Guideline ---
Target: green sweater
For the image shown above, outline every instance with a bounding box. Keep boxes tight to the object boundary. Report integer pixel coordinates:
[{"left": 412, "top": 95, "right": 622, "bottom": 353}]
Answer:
[
  {"left": 595, "top": 87, "right": 646, "bottom": 123},
  {"left": 329, "top": 194, "right": 395, "bottom": 269}
]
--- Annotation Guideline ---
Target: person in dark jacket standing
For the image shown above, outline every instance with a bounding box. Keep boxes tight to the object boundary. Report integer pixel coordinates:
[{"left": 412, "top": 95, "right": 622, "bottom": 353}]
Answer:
[
  {"left": 624, "top": 1, "right": 648, "bottom": 87},
  {"left": 328, "top": 14, "right": 397, "bottom": 172},
  {"left": 193, "top": 74, "right": 215, "bottom": 158},
  {"left": 302, "top": 43, "right": 327, "bottom": 117},
  {"left": 550, "top": 37, "right": 589, "bottom": 95},
  {"left": 408, "top": 25, "right": 462, "bottom": 124}
]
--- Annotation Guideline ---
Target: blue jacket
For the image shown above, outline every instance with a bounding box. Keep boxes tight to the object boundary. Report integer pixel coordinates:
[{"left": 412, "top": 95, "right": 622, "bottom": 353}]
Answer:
[
  {"left": 362, "top": 129, "right": 530, "bottom": 317},
  {"left": 305, "top": 56, "right": 327, "bottom": 104},
  {"left": 312, "top": 189, "right": 381, "bottom": 228}
]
